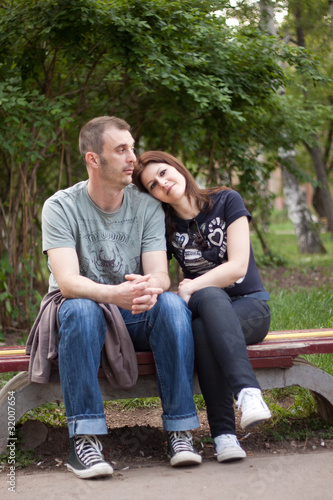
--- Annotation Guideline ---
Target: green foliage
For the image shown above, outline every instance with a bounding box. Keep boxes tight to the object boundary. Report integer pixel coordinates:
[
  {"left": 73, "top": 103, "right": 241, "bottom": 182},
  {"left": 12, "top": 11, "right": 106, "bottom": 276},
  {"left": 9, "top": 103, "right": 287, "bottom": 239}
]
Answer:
[
  {"left": 103, "top": 394, "right": 206, "bottom": 412},
  {"left": 0, "top": 0, "right": 292, "bottom": 328},
  {"left": 0, "top": 254, "right": 14, "bottom": 315},
  {"left": 19, "top": 403, "right": 67, "bottom": 428},
  {"left": 105, "top": 397, "right": 161, "bottom": 410},
  {"left": 0, "top": 446, "right": 41, "bottom": 470},
  {"left": 0, "top": 252, "right": 42, "bottom": 336},
  {"left": 0, "top": 0, "right": 330, "bottom": 328},
  {"left": 263, "top": 387, "right": 333, "bottom": 442}
]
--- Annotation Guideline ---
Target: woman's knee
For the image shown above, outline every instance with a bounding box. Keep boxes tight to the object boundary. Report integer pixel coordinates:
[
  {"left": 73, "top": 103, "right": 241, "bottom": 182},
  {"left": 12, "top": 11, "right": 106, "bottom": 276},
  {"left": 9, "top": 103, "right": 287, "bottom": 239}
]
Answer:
[
  {"left": 239, "top": 301, "right": 271, "bottom": 345},
  {"left": 242, "top": 311, "right": 271, "bottom": 345},
  {"left": 189, "top": 286, "right": 230, "bottom": 314}
]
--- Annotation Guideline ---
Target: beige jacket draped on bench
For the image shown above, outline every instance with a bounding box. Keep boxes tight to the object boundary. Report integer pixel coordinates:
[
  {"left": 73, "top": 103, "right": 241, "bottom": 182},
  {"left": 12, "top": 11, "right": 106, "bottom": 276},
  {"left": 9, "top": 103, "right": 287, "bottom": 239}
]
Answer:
[{"left": 25, "top": 290, "right": 138, "bottom": 390}]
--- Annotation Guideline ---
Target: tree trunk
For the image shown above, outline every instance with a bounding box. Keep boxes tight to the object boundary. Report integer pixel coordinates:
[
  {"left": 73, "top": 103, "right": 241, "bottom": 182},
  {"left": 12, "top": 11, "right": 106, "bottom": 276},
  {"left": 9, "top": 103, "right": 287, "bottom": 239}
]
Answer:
[
  {"left": 260, "top": 0, "right": 326, "bottom": 252},
  {"left": 281, "top": 159, "right": 326, "bottom": 254},
  {"left": 294, "top": 2, "right": 333, "bottom": 235},
  {"left": 329, "top": 0, "right": 333, "bottom": 37},
  {"left": 259, "top": 0, "right": 277, "bottom": 35},
  {"left": 307, "top": 138, "right": 333, "bottom": 232}
]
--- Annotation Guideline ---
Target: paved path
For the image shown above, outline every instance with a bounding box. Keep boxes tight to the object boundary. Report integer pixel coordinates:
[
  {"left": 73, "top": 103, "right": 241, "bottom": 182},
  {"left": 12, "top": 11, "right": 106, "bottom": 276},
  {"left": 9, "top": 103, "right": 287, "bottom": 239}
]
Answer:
[{"left": 1, "top": 451, "right": 333, "bottom": 500}]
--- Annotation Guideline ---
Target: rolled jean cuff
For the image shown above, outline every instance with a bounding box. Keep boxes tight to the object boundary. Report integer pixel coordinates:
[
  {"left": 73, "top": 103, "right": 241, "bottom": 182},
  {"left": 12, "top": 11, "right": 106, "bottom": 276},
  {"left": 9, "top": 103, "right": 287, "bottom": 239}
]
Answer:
[
  {"left": 67, "top": 414, "right": 107, "bottom": 438},
  {"left": 162, "top": 412, "right": 200, "bottom": 432}
]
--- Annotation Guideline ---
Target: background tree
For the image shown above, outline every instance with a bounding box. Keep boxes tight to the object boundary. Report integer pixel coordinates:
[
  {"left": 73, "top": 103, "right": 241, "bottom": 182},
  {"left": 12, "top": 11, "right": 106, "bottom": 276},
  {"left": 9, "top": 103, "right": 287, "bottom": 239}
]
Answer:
[
  {"left": 225, "top": 0, "right": 332, "bottom": 238},
  {"left": 0, "top": 0, "right": 328, "bottom": 332},
  {"left": 281, "top": 0, "right": 333, "bottom": 233},
  {"left": 259, "top": 0, "right": 326, "bottom": 254}
]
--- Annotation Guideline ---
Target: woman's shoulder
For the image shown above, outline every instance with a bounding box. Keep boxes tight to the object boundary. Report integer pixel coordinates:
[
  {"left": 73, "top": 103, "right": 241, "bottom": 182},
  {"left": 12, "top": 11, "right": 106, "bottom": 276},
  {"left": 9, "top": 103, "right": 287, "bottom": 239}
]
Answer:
[
  {"left": 210, "top": 188, "right": 244, "bottom": 205},
  {"left": 204, "top": 188, "right": 250, "bottom": 225}
]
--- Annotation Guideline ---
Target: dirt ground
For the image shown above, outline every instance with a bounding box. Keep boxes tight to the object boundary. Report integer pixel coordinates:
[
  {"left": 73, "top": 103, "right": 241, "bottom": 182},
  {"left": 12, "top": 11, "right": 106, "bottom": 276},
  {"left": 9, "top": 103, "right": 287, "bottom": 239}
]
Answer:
[
  {"left": 258, "top": 265, "right": 332, "bottom": 290},
  {"left": 15, "top": 400, "right": 333, "bottom": 475},
  {"left": 3, "top": 266, "right": 333, "bottom": 474}
]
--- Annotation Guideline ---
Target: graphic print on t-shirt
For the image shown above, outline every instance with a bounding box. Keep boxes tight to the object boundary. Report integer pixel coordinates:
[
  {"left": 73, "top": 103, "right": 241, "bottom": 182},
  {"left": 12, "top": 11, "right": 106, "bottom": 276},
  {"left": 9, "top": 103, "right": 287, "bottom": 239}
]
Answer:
[
  {"left": 172, "top": 217, "right": 227, "bottom": 276},
  {"left": 79, "top": 227, "right": 140, "bottom": 285}
]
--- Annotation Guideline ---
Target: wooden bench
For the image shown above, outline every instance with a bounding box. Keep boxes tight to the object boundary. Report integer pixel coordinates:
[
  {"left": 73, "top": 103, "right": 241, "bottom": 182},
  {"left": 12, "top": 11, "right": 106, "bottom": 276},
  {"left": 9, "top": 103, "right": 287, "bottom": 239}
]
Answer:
[{"left": 1, "top": 328, "right": 333, "bottom": 453}]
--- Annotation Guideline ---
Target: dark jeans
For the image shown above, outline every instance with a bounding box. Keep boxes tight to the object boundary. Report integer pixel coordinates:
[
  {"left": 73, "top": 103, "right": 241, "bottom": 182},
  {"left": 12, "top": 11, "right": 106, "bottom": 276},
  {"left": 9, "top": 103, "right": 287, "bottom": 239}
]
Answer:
[{"left": 189, "top": 287, "right": 271, "bottom": 438}]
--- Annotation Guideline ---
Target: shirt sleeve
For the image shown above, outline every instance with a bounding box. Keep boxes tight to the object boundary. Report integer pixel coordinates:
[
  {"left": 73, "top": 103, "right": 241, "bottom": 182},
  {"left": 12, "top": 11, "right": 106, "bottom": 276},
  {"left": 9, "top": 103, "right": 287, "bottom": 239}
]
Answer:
[
  {"left": 223, "top": 190, "right": 251, "bottom": 228},
  {"left": 42, "top": 198, "right": 77, "bottom": 254},
  {"left": 141, "top": 199, "right": 167, "bottom": 253}
]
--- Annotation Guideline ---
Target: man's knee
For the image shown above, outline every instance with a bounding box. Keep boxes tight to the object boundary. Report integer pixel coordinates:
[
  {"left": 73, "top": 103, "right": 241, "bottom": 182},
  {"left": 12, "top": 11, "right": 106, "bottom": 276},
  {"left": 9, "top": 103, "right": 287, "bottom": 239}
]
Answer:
[
  {"left": 59, "top": 298, "right": 106, "bottom": 335},
  {"left": 157, "top": 292, "right": 190, "bottom": 318}
]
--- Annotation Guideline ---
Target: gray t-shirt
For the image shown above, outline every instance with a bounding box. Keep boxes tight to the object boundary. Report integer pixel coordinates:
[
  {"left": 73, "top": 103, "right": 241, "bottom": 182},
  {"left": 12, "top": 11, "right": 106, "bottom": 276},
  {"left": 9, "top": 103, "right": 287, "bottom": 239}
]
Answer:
[{"left": 42, "top": 181, "right": 166, "bottom": 292}]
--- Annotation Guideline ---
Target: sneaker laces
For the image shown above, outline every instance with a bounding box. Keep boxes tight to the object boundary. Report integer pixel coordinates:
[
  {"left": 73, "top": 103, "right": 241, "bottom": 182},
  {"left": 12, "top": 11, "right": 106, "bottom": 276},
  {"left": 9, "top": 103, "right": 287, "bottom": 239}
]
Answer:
[
  {"left": 168, "top": 431, "right": 194, "bottom": 454},
  {"left": 75, "top": 435, "right": 104, "bottom": 467}
]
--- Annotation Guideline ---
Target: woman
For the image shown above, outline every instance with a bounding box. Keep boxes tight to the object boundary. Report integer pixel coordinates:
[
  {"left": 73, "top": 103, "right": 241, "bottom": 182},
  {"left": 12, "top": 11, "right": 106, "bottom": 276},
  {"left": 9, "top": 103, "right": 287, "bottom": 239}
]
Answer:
[{"left": 133, "top": 151, "right": 272, "bottom": 463}]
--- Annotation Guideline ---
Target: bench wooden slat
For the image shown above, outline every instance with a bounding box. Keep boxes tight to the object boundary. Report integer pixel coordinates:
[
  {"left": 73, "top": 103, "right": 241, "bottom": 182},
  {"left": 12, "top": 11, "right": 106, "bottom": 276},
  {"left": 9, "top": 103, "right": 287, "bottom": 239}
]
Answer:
[
  {"left": 0, "top": 359, "right": 31, "bottom": 372},
  {"left": 250, "top": 356, "right": 293, "bottom": 369},
  {"left": 248, "top": 340, "right": 333, "bottom": 357},
  {"left": 1, "top": 329, "right": 333, "bottom": 375},
  {"left": 266, "top": 329, "right": 333, "bottom": 339},
  {"left": 0, "top": 348, "right": 26, "bottom": 356}
]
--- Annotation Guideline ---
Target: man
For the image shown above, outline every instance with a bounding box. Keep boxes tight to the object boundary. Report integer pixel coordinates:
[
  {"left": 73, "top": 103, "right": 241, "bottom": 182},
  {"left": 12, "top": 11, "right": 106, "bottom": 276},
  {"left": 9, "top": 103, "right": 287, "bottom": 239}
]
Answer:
[{"left": 41, "top": 116, "right": 201, "bottom": 479}]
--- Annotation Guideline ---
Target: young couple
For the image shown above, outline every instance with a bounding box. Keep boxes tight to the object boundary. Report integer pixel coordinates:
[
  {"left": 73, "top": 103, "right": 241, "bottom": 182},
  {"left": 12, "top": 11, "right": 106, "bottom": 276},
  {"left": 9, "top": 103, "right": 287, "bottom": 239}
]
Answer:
[{"left": 37, "top": 116, "right": 271, "bottom": 479}]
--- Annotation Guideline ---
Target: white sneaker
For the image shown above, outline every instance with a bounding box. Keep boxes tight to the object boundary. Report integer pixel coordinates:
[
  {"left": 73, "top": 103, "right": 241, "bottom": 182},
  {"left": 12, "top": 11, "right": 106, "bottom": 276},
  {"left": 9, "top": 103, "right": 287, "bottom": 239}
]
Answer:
[
  {"left": 237, "top": 388, "right": 271, "bottom": 430},
  {"left": 214, "top": 434, "right": 246, "bottom": 462}
]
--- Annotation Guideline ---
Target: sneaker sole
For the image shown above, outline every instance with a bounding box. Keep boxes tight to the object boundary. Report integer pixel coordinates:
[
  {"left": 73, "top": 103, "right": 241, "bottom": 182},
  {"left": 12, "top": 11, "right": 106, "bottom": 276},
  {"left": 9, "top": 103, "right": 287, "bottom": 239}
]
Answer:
[
  {"left": 170, "top": 451, "right": 202, "bottom": 467},
  {"left": 217, "top": 449, "right": 247, "bottom": 463},
  {"left": 66, "top": 462, "right": 114, "bottom": 479},
  {"left": 241, "top": 410, "right": 272, "bottom": 430}
]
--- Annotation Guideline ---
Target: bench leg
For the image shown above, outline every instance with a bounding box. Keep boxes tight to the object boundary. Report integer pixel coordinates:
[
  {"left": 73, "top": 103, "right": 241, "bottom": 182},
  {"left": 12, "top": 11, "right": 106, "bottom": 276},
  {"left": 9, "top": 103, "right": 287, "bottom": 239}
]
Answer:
[
  {"left": 0, "top": 372, "right": 64, "bottom": 454},
  {"left": 0, "top": 373, "right": 201, "bottom": 453},
  {"left": 255, "top": 357, "right": 333, "bottom": 425}
]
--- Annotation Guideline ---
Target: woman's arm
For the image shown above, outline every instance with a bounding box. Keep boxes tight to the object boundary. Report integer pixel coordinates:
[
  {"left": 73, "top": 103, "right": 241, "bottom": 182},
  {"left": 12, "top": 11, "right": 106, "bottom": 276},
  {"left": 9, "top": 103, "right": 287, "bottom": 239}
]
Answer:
[{"left": 177, "top": 216, "right": 250, "bottom": 303}]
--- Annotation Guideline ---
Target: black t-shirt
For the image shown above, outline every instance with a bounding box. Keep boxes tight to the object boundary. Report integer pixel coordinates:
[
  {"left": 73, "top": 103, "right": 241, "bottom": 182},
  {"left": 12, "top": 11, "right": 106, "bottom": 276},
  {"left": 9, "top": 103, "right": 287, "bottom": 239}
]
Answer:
[{"left": 167, "top": 189, "right": 269, "bottom": 299}]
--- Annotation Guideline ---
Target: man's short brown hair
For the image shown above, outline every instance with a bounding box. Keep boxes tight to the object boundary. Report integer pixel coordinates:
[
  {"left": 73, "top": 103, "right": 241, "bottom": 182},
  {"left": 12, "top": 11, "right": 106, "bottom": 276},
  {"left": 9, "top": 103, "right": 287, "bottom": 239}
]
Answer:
[{"left": 79, "top": 116, "right": 131, "bottom": 159}]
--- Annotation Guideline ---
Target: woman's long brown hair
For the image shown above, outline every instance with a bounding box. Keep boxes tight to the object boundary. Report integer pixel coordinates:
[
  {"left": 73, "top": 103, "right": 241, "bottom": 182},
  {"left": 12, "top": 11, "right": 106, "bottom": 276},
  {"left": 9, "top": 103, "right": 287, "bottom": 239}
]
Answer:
[{"left": 133, "top": 151, "right": 230, "bottom": 241}]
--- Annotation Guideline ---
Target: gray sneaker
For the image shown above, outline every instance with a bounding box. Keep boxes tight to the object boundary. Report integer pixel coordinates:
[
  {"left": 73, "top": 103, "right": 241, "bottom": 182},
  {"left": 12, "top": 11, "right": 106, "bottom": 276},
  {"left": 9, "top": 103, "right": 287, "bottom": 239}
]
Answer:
[
  {"left": 66, "top": 435, "right": 114, "bottom": 479},
  {"left": 167, "top": 431, "right": 202, "bottom": 467},
  {"left": 214, "top": 434, "right": 246, "bottom": 462}
]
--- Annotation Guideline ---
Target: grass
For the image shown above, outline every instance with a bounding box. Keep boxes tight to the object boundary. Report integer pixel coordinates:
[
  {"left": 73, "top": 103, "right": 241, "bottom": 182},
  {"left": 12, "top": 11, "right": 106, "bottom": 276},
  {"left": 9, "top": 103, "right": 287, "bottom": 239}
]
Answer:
[{"left": 269, "top": 288, "right": 333, "bottom": 331}]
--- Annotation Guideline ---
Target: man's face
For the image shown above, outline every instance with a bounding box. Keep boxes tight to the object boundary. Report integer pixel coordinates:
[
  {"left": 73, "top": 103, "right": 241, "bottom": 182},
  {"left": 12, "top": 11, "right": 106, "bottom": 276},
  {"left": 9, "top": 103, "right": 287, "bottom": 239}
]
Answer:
[{"left": 98, "top": 127, "right": 136, "bottom": 188}]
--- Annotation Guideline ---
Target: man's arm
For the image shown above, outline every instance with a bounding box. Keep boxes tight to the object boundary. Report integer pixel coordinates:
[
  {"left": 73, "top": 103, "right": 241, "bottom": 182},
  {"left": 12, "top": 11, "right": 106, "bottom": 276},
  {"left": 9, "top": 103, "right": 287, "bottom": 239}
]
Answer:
[
  {"left": 141, "top": 250, "right": 170, "bottom": 291},
  {"left": 47, "top": 247, "right": 163, "bottom": 312}
]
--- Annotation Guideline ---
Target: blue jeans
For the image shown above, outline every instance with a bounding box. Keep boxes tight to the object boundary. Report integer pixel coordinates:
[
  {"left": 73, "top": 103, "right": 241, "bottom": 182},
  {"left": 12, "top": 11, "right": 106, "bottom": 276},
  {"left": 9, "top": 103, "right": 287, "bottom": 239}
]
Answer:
[
  {"left": 58, "top": 292, "right": 199, "bottom": 438},
  {"left": 189, "top": 287, "right": 271, "bottom": 438}
]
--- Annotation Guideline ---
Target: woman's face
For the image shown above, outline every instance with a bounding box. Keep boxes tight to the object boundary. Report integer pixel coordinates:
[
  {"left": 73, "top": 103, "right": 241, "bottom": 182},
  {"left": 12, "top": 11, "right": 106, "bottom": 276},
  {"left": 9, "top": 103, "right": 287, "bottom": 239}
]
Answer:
[{"left": 140, "top": 162, "right": 186, "bottom": 204}]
